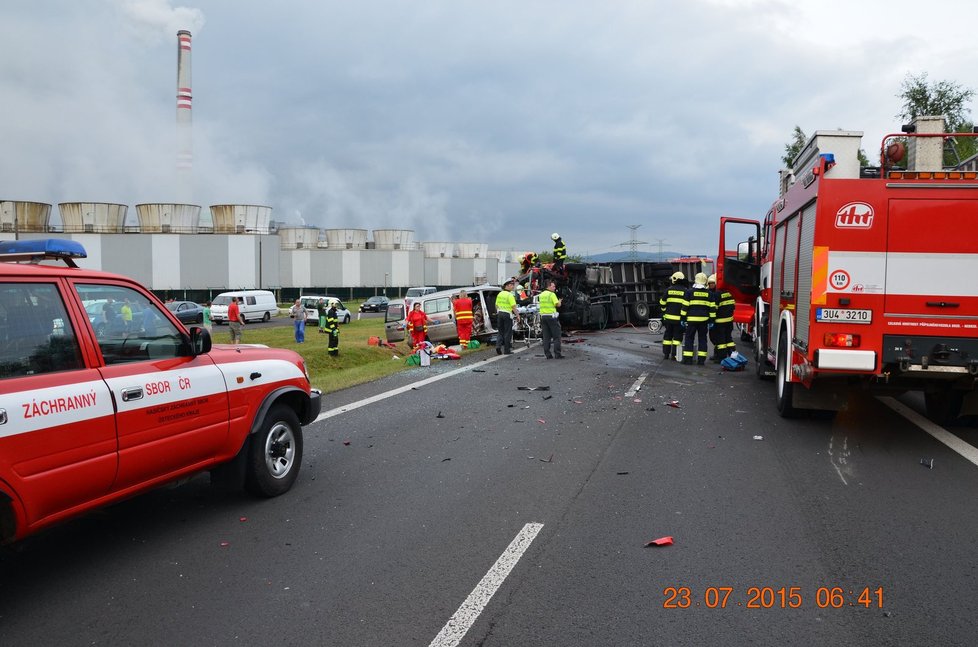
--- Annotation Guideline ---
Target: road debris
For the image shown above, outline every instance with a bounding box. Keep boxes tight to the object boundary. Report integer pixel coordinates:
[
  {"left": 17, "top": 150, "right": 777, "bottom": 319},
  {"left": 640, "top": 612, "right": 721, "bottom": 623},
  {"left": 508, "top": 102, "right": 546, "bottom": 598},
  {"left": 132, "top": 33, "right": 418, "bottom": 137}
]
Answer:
[
  {"left": 343, "top": 440, "right": 351, "bottom": 446},
  {"left": 645, "top": 536, "right": 674, "bottom": 547},
  {"left": 666, "top": 400, "right": 680, "bottom": 408},
  {"left": 537, "top": 419, "right": 546, "bottom": 424},
  {"left": 753, "top": 435, "right": 763, "bottom": 441},
  {"left": 646, "top": 407, "right": 656, "bottom": 412},
  {"left": 540, "top": 454, "right": 554, "bottom": 463},
  {"left": 616, "top": 471, "right": 629, "bottom": 475},
  {"left": 472, "top": 369, "right": 486, "bottom": 373},
  {"left": 441, "top": 457, "right": 451, "bottom": 462},
  {"left": 220, "top": 541, "right": 230, "bottom": 548},
  {"left": 436, "top": 411, "right": 445, "bottom": 418},
  {"left": 543, "top": 395, "right": 553, "bottom": 400},
  {"left": 518, "top": 386, "right": 551, "bottom": 391},
  {"left": 920, "top": 458, "right": 934, "bottom": 469}
]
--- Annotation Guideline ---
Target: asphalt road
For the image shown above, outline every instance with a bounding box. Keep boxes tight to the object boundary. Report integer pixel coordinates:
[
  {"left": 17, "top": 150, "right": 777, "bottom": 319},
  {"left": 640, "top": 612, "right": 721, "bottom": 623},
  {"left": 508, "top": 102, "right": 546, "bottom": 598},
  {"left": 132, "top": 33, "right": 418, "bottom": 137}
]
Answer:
[{"left": 3, "top": 328, "right": 978, "bottom": 646}]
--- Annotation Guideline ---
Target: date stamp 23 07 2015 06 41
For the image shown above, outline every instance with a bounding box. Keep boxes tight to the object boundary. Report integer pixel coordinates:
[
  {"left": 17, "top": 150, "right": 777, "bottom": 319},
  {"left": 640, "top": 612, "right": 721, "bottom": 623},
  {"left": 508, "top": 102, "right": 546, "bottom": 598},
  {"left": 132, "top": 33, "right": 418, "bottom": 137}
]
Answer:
[{"left": 662, "top": 586, "right": 884, "bottom": 610}]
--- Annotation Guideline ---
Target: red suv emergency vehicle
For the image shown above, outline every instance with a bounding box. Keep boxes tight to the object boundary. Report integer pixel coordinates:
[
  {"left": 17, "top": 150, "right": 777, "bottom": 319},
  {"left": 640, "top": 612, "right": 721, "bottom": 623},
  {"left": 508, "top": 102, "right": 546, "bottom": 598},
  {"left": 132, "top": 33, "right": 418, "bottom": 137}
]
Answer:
[{"left": 0, "top": 239, "right": 321, "bottom": 543}]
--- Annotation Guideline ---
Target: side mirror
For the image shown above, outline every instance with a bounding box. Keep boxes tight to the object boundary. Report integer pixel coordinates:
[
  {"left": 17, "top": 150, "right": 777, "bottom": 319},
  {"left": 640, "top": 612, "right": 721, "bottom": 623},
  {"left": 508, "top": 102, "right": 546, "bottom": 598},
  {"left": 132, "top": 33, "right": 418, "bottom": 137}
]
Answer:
[{"left": 189, "top": 326, "right": 212, "bottom": 355}]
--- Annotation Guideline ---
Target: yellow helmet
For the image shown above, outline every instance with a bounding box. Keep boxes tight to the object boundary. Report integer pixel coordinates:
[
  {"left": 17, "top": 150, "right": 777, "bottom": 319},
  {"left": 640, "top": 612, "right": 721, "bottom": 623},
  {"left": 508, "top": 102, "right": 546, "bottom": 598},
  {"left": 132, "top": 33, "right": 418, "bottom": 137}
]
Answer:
[
  {"left": 694, "top": 272, "right": 708, "bottom": 285},
  {"left": 670, "top": 271, "right": 685, "bottom": 283}
]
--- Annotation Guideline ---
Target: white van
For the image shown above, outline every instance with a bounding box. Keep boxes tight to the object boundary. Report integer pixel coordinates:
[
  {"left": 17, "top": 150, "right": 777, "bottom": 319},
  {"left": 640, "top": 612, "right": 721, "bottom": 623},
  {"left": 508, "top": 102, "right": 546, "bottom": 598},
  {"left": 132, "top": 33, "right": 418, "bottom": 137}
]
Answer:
[
  {"left": 386, "top": 285, "right": 502, "bottom": 345},
  {"left": 211, "top": 290, "right": 278, "bottom": 324}
]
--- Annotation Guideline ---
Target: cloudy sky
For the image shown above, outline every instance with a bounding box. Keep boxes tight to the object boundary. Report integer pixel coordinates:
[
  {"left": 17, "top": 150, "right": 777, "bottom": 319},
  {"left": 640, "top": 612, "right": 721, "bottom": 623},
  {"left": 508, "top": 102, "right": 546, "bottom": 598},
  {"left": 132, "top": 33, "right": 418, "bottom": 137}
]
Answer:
[{"left": 2, "top": 0, "right": 976, "bottom": 257}]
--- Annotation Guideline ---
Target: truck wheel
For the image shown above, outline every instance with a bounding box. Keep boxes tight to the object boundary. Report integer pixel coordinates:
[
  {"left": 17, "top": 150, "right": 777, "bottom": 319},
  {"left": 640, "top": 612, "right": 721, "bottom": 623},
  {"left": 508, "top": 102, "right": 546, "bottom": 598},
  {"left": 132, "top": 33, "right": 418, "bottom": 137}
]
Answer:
[
  {"left": 648, "top": 319, "right": 662, "bottom": 334},
  {"left": 245, "top": 405, "right": 303, "bottom": 497},
  {"left": 630, "top": 301, "right": 650, "bottom": 323},
  {"left": 924, "top": 391, "right": 964, "bottom": 424},
  {"left": 262, "top": 311, "right": 271, "bottom": 322},
  {"left": 776, "top": 333, "right": 799, "bottom": 418}
]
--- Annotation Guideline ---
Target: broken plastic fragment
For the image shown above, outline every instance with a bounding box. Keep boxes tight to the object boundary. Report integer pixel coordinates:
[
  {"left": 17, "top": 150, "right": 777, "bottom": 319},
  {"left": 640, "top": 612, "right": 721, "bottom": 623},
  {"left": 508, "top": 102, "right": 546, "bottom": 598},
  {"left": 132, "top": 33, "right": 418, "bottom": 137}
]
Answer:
[
  {"left": 239, "top": 517, "right": 248, "bottom": 522},
  {"left": 540, "top": 454, "right": 554, "bottom": 463},
  {"left": 666, "top": 400, "right": 680, "bottom": 408},
  {"left": 543, "top": 395, "right": 553, "bottom": 400},
  {"left": 343, "top": 440, "right": 351, "bottom": 446},
  {"left": 645, "top": 536, "right": 674, "bottom": 547},
  {"left": 752, "top": 435, "right": 763, "bottom": 441},
  {"left": 616, "top": 471, "right": 629, "bottom": 475},
  {"left": 537, "top": 419, "right": 546, "bottom": 424},
  {"left": 920, "top": 458, "right": 934, "bottom": 469},
  {"left": 220, "top": 541, "right": 230, "bottom": 547},
  {"left": 436, "top": 411, "right": 445, "bottom": 418},
  {"left": 633, "top": 398, "right": 642, "bottom": 403}
]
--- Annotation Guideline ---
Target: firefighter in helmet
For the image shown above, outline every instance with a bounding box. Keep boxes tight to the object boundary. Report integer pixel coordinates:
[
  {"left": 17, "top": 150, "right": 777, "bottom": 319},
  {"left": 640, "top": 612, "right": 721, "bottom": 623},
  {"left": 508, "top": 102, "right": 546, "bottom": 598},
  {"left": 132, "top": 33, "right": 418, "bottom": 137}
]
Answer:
[
  {"left": 659, "top": 271, "right": 688, "bottom": 360},
  {"left": 708, "top": 274, "right": 736, "bottom": 361},
  {"left": 520, "top": 252, "right": 539, "bottom": 274},
  {"left": 325, "top": 298, "right": 341, "bottom": 357},
  {"left": 680, "top": 272, "right": 716, "bottom": 365},
  {"left": 551, "top": 233, "right": 567, "bottom": 272}
]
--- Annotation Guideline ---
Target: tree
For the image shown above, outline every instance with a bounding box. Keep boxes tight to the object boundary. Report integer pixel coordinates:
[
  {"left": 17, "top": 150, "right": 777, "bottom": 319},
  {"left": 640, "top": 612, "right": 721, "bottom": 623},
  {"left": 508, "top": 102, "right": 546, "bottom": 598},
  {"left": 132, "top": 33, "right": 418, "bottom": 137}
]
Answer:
[
  {"left": 897, "top": 72, "right": 977, "bottom": 165},
  {"left": 782, "top": 126, "right": 807, "bottom": 167},
  {"left": 897, "top": 72, "right": 974, "bottom": 132}
]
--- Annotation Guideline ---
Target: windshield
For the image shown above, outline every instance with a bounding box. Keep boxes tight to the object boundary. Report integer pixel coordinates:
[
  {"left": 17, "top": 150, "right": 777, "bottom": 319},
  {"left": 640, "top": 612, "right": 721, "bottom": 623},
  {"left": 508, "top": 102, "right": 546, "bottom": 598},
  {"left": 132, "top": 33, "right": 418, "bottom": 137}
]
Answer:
[
  {"left": 405, "top": 288, "right": 427, "bottom": 298},
  {"left": 212, "top": 295, "right": 232, "bottom": 305},
  {"left": 385, "top": 303, "right": 405, "bottom": 322}
]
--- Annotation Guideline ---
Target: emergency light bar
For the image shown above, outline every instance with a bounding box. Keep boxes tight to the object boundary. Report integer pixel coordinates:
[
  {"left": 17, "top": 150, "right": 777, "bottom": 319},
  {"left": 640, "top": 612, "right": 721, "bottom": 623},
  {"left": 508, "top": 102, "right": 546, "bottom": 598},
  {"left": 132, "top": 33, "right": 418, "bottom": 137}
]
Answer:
[{"left": 0, "top": 238, "right": 88, "bottom": 267}]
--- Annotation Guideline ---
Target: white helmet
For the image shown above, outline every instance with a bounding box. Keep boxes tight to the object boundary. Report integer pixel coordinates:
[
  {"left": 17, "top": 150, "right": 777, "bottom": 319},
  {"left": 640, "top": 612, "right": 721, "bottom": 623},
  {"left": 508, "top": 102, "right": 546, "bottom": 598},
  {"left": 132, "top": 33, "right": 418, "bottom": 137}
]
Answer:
[
  {"left": 551, "top": 232, "right": 560, "bottom": 241},
  {"left": 328, "top": 298, "right": 339, "bottom": 306}
]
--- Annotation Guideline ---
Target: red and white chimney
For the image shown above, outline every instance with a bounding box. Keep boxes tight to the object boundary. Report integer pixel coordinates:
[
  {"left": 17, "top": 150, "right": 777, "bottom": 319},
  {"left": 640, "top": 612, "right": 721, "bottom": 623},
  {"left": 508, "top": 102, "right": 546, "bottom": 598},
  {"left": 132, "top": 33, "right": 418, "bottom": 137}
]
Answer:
[{"left": 176, "top": 30, "right": 193, "bottom": 176}]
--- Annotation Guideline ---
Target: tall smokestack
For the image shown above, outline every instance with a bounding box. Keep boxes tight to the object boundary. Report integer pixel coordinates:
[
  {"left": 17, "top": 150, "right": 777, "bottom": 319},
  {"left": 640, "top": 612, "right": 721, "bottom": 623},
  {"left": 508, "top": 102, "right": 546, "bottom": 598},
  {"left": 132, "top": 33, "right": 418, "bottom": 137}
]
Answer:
[{"left": 176, "top": 30, "right": 193, "bottom": 193}]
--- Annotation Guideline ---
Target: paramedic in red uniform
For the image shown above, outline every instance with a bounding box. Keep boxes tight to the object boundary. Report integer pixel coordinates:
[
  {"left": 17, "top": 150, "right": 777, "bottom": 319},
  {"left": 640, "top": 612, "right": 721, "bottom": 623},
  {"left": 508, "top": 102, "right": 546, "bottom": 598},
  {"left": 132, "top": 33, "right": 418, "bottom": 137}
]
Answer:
[
  {"left": 406, "top": 302, "right": 431, "bottom": 350},
  {"left": 453, "top": 290, "right": 474, "bottom": 348}
]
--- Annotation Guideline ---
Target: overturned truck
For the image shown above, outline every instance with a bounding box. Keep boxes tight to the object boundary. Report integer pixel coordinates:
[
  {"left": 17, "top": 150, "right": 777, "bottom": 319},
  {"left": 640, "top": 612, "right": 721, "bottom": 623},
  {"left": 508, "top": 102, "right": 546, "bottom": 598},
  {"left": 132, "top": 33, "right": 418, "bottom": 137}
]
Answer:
[{"left": 519, "top": 257, "right": 713, "bottom": 330}]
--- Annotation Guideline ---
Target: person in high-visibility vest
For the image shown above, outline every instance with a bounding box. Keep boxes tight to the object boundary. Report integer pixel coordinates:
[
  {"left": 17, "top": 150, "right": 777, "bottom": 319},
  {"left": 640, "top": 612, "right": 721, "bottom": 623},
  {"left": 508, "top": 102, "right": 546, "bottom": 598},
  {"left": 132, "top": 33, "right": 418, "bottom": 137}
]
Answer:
[
  {"left": 659, "top": 271, "right": 688, "bottom": 360},
  {"left": 406, "top": 302, "right": 431, "bottom": 350},
  {"left": 680, "top": 272, "right": 716, "bottom": 365},
  {"left": 495, "top": 279, "right": 519, "bottom": 355},
  {"left": 551, "top": 233, "right": 567, "bottom": 272},
  {"left": 453, "top": 290, "right": 474, "bottom": 348},
  {"left": 708, "top": 274, "right": 736, "bottom": 361},
  {"left": 325, "top": 298, "right": 340, "bottom": 356},
  {"left": 538, "top": 280, "right": 563, "bottom": 359}
]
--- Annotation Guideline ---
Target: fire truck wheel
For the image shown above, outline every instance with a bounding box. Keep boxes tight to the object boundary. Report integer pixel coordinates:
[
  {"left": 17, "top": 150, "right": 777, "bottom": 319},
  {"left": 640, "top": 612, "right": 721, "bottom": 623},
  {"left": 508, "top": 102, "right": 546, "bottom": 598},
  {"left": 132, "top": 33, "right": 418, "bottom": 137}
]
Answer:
[
  {"left": 776, "top": 333, "right": 799, "bottom": 418},
  {"left": 924, "top": 390, "right": 963, "bottom": 424},
  {"left": 245, "top": 405, "right": 304, "bottom": 497}
]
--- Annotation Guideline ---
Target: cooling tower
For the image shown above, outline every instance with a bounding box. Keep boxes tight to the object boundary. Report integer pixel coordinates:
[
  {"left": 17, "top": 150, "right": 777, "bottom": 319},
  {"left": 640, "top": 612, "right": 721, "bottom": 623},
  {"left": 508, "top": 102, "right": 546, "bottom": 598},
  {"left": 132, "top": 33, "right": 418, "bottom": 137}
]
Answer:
[
  {"left": 372, "top": 229, "right": 415, "bottom": 250},
  {"left": 278, "top": 226, "right": 321, "bottom": 249},
  {"left": 455, "top": 242, "right": 487, "bottom": 258},
  {"left": 0, "top": 201, "right": 52, "bottom": 233},
  {"left": 422, "top": 242, "right": 456, "bottom": 258},
  {"left": 135, "top": 203, "right": 201, "bottom": 233},
  {"left": 209, "top": 204, "right": 272, "bottom": 234},
  {"left": 58, "top": 202, "right": 127, "bottom": 233},
  {"left": 324, "top": 228, "right": 368, "bottom": 249}
]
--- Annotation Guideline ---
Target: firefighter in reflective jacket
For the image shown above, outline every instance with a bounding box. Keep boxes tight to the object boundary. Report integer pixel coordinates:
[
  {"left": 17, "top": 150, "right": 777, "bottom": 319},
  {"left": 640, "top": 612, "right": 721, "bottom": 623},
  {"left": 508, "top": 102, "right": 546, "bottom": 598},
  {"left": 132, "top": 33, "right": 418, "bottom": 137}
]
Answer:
[
  {"left": 707, "top": 274, "right": 736, "bottom": 361},
  {"left": 325, "top": 298, "right": 340, "bottom": 356},
  {"left": 659, "top": 271, "right": 688, "bottom": 360},
  {"left": 551, "top": 233, "right": 567, "bottom": 272},
  {"left": 680, "top": 272, "right": 716, "bottom": 365},
  {"left": 453, "top": 290, "right": 474, "bottom": 348},
  {"left": 520, "top": 252, "right": 539, "bottom": 274}
]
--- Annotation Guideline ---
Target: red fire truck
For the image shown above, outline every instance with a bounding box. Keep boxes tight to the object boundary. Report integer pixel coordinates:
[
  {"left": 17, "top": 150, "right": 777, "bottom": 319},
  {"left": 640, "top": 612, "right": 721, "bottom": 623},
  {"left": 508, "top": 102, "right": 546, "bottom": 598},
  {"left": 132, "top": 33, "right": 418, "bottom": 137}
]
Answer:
[{"left": 717, "top": 119, "right": 978, "bottom": 421}]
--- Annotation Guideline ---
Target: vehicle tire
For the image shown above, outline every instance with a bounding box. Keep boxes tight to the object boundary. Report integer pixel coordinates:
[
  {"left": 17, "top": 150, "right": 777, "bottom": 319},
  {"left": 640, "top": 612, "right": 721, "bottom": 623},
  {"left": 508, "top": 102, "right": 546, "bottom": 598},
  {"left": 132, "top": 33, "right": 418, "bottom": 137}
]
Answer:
[
  {"left": 776, "top": 331, "right": 799, "bottom": 418},
  {"left": 344, "top": 314, "right": 351, "bottom": 324},
  {"left": 245, "top": 405, "right": 303, "bottom": 497},
  {"left": 630, "top": 301, "right": 650, "bottom": 323},
  {"left": 648, "top": 319, "right": 662, "bottom": 334},
  {"left": 262, "top": 311, "right": 271, "bottom": 322},
  {"left": 924, "top": 390, "right": 964, "bottom": 425}
]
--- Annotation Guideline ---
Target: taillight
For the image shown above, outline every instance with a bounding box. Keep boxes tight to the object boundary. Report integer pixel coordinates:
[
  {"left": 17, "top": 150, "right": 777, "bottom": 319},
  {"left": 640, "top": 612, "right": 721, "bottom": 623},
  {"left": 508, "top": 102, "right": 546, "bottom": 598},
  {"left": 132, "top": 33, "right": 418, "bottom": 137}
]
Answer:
[{"left": 824, "top": 333, "right": 860, "bottom": 348}]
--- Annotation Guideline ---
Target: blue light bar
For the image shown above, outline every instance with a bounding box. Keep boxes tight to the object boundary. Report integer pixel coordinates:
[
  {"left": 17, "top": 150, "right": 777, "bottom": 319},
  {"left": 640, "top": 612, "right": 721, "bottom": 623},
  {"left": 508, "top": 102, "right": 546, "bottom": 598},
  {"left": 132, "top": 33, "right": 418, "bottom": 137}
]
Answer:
[{"left": 0, "top": 238, "right": 88, "bottom": 258}]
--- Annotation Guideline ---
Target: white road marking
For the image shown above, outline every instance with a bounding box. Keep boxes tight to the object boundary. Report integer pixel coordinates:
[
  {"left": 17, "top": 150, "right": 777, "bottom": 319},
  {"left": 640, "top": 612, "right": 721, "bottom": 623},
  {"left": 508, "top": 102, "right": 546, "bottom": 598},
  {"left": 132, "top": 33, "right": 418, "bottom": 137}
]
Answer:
[
  {"left": 429, "top": 522, "right": 544, "bottom": 647},
  {"left": 878, "top": 397, "right": 978, "bottom": 468},
  {"left": 625, "top": 372, "right": 649, "bottom": 398},
  {"left": 827, "top": 436, "right": 849, "bottom": 486},
  {"left": 313, "top": 346, "right": 527, "bottom": 423}
]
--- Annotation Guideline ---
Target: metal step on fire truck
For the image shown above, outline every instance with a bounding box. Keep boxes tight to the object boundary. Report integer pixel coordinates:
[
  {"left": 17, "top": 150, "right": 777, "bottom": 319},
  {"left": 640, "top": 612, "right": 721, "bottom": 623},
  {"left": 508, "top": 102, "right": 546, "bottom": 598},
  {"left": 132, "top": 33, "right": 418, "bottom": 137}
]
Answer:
[{"left": 717, "top": 116, "right": 978, "bottom": 422}]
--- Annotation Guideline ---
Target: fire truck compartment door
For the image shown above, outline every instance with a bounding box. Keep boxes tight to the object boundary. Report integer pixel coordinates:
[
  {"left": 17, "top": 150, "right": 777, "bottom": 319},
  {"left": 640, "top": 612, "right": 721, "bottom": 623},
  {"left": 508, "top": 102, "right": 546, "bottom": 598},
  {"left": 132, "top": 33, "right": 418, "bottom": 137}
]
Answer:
[{"left": 885, "top": 199, "right": 978, "bottom": 317}]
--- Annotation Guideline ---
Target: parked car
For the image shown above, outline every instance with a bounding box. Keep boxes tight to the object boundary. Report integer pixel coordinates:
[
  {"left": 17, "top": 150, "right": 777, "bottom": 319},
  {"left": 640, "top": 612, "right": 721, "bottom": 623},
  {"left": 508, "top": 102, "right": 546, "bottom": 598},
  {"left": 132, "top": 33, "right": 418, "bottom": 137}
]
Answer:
[
  {"left": 210, "top": 290, "right": 278, "bottom": 324},
  {"left": 404, "top": 286, "right": 438, "bottom": 312},
  {"left": 300, "top": 295, "right": 352, "bottom": 324},
  {"left": 359, "top": 295, "right": 390, "bottom": 313},
  {"left": 165, "top": 300, "right": 204, "bottom": 324}
]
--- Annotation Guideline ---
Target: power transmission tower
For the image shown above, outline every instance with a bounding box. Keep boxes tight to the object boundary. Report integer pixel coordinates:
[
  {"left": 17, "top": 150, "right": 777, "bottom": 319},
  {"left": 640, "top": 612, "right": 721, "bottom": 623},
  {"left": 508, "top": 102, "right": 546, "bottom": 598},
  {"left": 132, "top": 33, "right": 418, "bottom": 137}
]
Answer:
[
  {"left": 617, "top": 225, "right": 649, "bottom": 261},
  {"left": 651, "top": 238, "right": 671, "bottom": 261}
]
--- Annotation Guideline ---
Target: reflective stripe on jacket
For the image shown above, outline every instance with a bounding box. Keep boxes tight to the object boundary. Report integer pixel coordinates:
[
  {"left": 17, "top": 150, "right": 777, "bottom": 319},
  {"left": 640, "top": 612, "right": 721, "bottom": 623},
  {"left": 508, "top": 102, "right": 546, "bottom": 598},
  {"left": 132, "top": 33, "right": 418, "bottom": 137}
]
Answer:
[
  {"left": 681, "top": 287, "right": 716, "bottom": 323},
  {"left": 715, "top": 289, "right": 735, "bottom": 324}
]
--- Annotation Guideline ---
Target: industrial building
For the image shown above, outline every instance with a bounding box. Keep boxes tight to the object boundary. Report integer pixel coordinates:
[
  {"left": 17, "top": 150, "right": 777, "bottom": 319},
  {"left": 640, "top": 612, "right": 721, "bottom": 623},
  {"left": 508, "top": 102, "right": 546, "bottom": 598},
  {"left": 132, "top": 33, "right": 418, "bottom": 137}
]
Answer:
[{"left": 0, "top": 200, "right": 522, "bottom": 301}]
